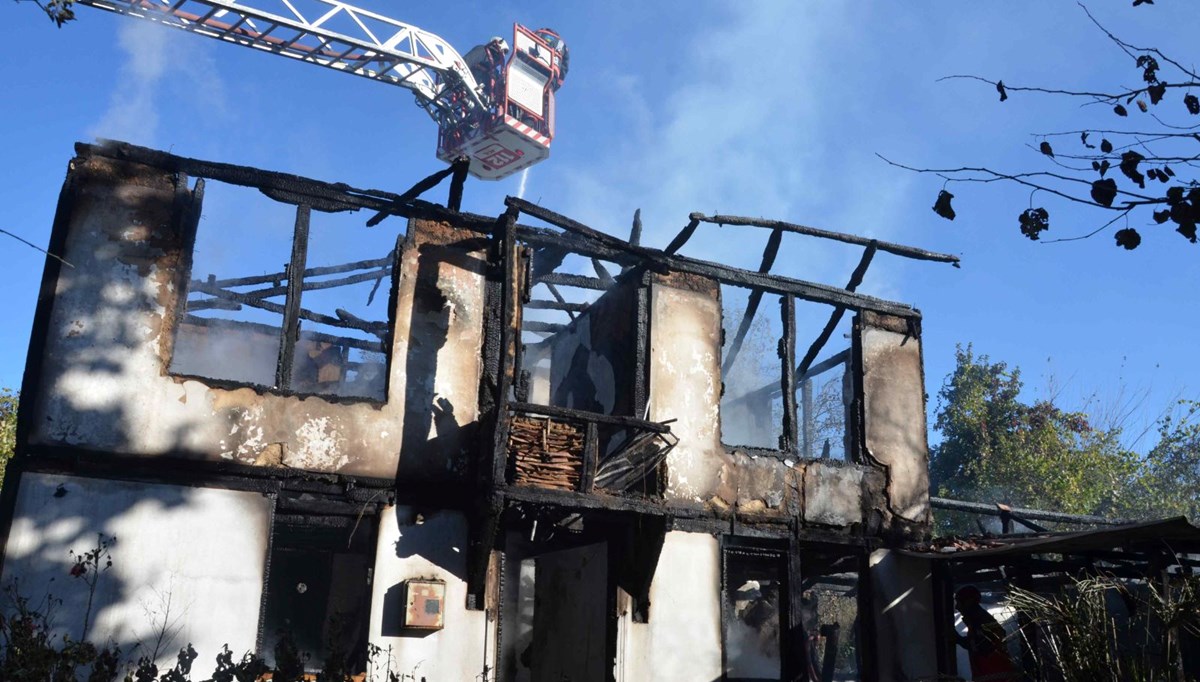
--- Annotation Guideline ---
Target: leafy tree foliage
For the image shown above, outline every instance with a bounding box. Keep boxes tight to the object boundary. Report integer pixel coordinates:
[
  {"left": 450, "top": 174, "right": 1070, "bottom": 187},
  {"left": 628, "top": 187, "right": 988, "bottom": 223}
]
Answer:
[
  {"left": 0, "top": 389, "right": 15, "bottom": 490},
  {"left": 931, "top": 346, "right": 1200, "bottom": 531},
  {"left": 894, "top": 4, "right": 1200, "bottom": 250},
  {"left": 930, "top": 346, "right": 1140, "bottom": 520},
  {"left": 1128, "top": 399, "right": 1200, "bottom": 520}
]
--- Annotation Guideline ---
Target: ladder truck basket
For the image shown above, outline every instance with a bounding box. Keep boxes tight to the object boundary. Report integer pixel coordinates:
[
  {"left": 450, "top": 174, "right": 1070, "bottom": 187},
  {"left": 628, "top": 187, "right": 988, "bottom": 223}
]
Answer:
[{"left": 437, "top": 24, "right": 564, "bottom": 180}]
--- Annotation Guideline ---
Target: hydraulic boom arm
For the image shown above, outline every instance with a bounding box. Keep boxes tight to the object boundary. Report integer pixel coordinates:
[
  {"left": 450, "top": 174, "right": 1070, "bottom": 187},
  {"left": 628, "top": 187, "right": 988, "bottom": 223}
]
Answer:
[{"left": 75, "top": 0, "right": 485, "bottom": 127}]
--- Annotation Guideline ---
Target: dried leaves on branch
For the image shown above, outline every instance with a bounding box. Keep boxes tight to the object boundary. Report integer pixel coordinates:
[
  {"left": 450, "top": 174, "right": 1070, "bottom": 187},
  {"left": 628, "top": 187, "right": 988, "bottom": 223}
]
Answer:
[
  {"left": 15, "top": 0, "right": 76, "bottom": 27},
  {"left": 892, "top": 3, "right": 1200, "bottom": 250}
]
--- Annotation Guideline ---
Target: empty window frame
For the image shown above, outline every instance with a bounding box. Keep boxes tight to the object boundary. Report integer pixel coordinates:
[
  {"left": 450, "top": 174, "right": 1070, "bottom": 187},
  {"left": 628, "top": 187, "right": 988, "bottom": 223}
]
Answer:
[
  {"left": 720, "top": 283, "right": 859, "bottom": 462},
  {"left": 720, "top": 285, "right": 790, "bottom": 452},
  {"left": 721, "top": 540, "right": 787, "bottom": 681},
  {"left": 170, "top": 180, "right": 397, "bottom": 401}
]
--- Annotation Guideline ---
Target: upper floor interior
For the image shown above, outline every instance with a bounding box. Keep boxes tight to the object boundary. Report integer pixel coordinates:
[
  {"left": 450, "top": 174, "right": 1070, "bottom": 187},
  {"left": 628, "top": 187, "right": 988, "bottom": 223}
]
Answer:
[{"left": 17, "top": 141, "right": 961, "bottom": 542}]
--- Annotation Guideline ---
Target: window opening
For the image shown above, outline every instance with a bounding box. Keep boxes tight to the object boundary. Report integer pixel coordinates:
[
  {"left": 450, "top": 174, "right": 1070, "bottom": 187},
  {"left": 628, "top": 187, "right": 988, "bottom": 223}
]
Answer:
[
  {"left": 171, "top": 180, "right": 292, "bottom": 388},
  {"left": 796, "top": 321, "right": 854, "bottom": 461},
  {"left": 170, "top": 180, "right": 396, "bottom": 401},
  {"left": 720, "top": 285, "right": 786, "bottom": 451},
  {"left": 722, "top": 541, "right": 785, "bottom": 681}
]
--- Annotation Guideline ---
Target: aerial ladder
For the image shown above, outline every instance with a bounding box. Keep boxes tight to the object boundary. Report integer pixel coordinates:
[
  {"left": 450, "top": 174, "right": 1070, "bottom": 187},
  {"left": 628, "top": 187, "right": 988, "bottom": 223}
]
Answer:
[{"left": 68, "top": 0, "right": 568, "bottom": 180}]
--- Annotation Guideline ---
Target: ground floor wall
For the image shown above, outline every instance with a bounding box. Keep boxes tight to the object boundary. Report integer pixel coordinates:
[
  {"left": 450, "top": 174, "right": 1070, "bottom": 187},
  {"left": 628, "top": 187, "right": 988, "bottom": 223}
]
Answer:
[
  {"left": 0, "top": 470, "right": 941, "bottom": 681},
  {"left": 368, "top": 505, "right": 495, "bottom": 681},
  {"left": 0, "top": 473, "right": 270, "bottom": 671},
  {"left": 616, "top": 532, "right": 723, "bottom": 681}
]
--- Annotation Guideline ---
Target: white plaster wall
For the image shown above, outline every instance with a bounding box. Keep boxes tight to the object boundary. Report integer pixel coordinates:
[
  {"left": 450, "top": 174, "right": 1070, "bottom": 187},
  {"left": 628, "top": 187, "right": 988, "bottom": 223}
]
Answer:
[
  {"left": 861, "top": 325, "right": 931, "bottom": 523},
  {"left": 1, "top": 473, "right": 270, "bottom": 671},
  {"left": 803, "top": 461, "right": 865, "bottom": 527},
  {"left": 869, "top": 549, "right": 938, "bottom": 681},
  {"left": 617, "top": 532, "right": 722, "bottom": 681},
  {"left": 649, "top": 284, "right": 725, "bottom": 502},
  {"left": 30, "top": 164, "right": 485, "bottom": 480},
  {"left": 368, "top": 505, "right": 494, "bottom": 681}
]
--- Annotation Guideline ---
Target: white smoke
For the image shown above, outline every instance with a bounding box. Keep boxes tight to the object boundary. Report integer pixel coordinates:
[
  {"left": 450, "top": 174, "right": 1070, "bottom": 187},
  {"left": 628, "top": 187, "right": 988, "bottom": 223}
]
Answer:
[
  {"left": 89, "top": 21, "right": 169, "bottom": 144},
  {"left": 89, "top": 20, "right": 227, "bottom": 146}
]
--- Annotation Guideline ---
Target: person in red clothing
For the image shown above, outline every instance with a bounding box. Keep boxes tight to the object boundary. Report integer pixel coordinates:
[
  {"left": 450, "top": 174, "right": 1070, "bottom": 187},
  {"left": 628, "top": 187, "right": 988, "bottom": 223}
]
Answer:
[{"left": 954, "top": 585, "right": 1019, "bottom": 681}]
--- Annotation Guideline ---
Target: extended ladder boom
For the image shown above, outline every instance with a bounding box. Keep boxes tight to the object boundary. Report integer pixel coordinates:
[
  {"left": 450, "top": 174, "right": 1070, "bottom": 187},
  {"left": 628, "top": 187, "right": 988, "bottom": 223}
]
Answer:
[{"left": 77, "top": 0, "right": 485, "bottom": 126}]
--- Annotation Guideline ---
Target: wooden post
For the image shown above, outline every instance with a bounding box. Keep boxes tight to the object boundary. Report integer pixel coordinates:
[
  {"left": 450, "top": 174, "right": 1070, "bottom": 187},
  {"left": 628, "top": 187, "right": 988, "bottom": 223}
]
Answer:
[{"left": 275, "top": 203, "right": 310, "bottom": 390}]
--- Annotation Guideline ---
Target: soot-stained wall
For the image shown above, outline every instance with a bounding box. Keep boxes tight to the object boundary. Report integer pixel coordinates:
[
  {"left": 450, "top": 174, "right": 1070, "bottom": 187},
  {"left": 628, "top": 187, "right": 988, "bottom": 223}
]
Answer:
[
  {"left": 537, "top": 277, "right": 637, "bottom": 416},
  {"left": 647, "top": 272, "right": 931, "bottom": 537},
  {"left": 859, "top": 312, "right": 932, "bottom": 530},
  {"left": 25, "top": 153, "right": 486, "bottom": 481}
]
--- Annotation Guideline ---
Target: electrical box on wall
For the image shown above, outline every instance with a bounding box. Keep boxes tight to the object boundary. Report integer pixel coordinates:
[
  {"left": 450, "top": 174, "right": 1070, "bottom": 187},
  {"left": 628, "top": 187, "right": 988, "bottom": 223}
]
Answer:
[{"left": 404, "top": 579, "right": 446, "bottom": 630}]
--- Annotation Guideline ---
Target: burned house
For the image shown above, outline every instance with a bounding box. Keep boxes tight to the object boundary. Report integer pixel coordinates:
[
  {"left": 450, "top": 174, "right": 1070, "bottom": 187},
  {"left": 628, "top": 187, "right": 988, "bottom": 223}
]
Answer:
[{"left": 0, "top": 141, "right": 962, "bottom": 681}]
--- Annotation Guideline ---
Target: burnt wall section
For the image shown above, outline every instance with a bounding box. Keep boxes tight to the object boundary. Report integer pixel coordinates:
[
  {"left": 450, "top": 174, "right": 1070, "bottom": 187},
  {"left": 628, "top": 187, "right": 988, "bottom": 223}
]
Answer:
[
  {"left": 646, "top": 271, "right": 931, "bottom": 539},
  {"left": 539, "top": 278, "right": 637, "bottom": 416},
  {"left": 24, "top": 153, "right": 486, "bottom": 481},
  {"left": 858, "top": 312, "right": 932, "bottom": 533},
  {"left": 647, "top": 273, "right": 725, "bottom": 502}
]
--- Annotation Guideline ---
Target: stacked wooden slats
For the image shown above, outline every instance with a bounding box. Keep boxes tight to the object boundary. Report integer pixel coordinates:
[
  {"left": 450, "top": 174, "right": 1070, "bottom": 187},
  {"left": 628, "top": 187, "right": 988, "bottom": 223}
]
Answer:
[{"left": 509, "top": 415, "right": 584, "bottom": 491}]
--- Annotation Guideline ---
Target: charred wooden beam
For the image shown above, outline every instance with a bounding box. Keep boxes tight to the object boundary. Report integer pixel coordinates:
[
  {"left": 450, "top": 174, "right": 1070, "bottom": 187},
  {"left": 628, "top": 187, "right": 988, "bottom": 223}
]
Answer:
[
  {"left": 276, "top": 204, "right": 310, "bottom": 388},
  {"left": 195, "top": 255, "right": 393, "bottom": 290},
  {"left": 799, "top": 349, "right": 850, "bottom": 383},
  {"left": 189, "top": 281, "right": 387, "bottom": 336},
  {"left": 536, "top": 272, "right": 610, "bottom": 291},
  {"left": 508, "top": 198, "right": 917, "bottom": 318},
  {"left": 523, "top": 321, "right": 567, "bottom": 334},
  {"left": 624, "top": 209, "right": 643, "bottom": 275},
  {"left": 672, "top": 252, "right": 915, "bottom": 318},
  {"left": 796, "top": 242, "right": 878, "bottom": 378},
  {"left": 525, "top": 299, "right": 589, "bottom": 313},
  {"left": 466, "top": 494, "right": 503, "bottom": 610},
  {"left": 84, "top": 140, "right": 413, "bottom": 216},
  {"left": 232, "top": 267, "right": 391, "bottom": 300},
  {"left": 81, "top": 141, "right": 501, "bottom": 236},
  {"left": 367, "top": 162, "right": 461, "bottom": 226},
  {"left": 930, "top": 497, "right": 1131, "bottom": 526},
  {"left": 691, "top": 212, "right": 960, "bottom": 266},
  {"left": 517, "top": 225, "right": 639, "bottom": 267},
  {"left": 664, "top": 218, "right": 700, "bottom": 255},
  {"left": 542, "top": 281, "right": 578, "bottom": 321},
  {"left": 185, "top": 297, "right": 242, "bottom": 312},
  {"left": 721, "top": 226, "right": 784, "bottom": 376},
  {"left": 507, "top": 402, "right": 673, "bottom": 434},
  {"left": 507, "top": 196, "right": 646, "bottom": 259},
  {"left": 446, "top": 156, "right": 469, "bottom": 212},
  {"left": 492, "top": 207, "right": 522, "bottom": 488},
  {"left": 780, "top": 295, "right": 799, "bottom": 452},
  {"left": 591, "top": 258, "right": 616, "bottom": 287}
]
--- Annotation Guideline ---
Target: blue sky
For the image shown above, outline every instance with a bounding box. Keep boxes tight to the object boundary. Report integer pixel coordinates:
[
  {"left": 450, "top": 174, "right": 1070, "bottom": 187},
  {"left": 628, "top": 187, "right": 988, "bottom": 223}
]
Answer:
[{"left": 2, "top": 1, "right": 1198, "bottom": 448}]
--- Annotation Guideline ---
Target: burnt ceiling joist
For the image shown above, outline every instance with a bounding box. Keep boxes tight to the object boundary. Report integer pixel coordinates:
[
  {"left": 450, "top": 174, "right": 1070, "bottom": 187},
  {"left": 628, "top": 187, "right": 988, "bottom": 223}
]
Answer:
[
  {"left": 504, "top": 196, "right": 923, "bottom": 319},
  {"left": 691, "top": 212, "right": 961, "bottom": 266}
]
